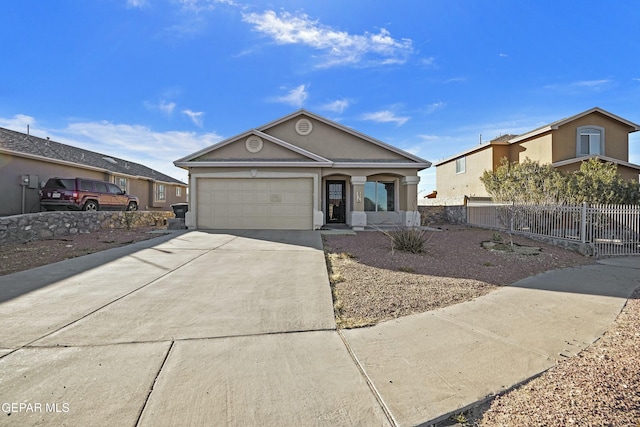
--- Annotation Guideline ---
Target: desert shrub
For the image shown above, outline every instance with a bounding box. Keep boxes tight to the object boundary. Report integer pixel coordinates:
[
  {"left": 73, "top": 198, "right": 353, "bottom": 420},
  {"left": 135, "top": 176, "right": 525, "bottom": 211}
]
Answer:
[{"left": 384, "top": 226, "right": 430, "bottom": 254}]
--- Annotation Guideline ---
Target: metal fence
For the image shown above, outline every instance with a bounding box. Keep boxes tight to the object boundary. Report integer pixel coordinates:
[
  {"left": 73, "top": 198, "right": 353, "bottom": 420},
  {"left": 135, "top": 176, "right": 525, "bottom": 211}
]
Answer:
[{"left": 467, "top": 201, "right": 640, "bottom": 257}]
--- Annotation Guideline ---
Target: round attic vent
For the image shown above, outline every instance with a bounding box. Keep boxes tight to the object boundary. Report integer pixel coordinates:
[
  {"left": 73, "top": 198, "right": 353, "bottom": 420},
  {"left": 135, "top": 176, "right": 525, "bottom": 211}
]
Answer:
[
  {"left": 245, "top": 135, "right": 263, "bottom": 153},
  {"left": 295, "top": 118, "right": 313, "bottom": 135}
]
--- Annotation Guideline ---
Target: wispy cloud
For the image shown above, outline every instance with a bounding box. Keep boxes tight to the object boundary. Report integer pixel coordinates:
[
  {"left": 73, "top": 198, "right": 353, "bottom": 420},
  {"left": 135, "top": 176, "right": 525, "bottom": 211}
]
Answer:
[
  {"left": 321, "top": 99, "right": 350, "bottom": 114},
  {"left": 178, "top": 0, "right": 237, "bottom": 12},
  {"left": 444, "top": 77, "right": 466, "bottom": 84},
  {"left": 126, "top": 0, "right": 149, "bottom": 8},
  {"left": 242, "top": 10, "right": 413, "bottom": 68},
  {"left": 361, "top": 110, "right": 410, "bottom": 126},
  {"left": 182, "top": 109, "right": 204, "bottom": 127},
  {"left": 420, "top": 57, "right": 436, "bottom": 67},
  {"left": 499, "top": 53, "right": 508, "bottom": 58},
  {"left": 544, "top": 79, "right": 612, "bottom": 92},
  {"left": 273, "top": 84, "right": 309, "bottom": 107},
  {"left": 424, "top": 101, "right": 445, "bottom": 114},
  {"left": 145, "top": 100, "right": 176, "bottom": 116},
  {"left": 1, "top": 115, "right": 222, "bottom": 181}
]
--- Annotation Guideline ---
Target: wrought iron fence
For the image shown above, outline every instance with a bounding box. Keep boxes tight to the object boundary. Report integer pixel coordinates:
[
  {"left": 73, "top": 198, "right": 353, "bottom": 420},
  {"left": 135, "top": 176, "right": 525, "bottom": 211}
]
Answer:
[{"left": 467, "top": 201, "right": 640, "bottom": 257}]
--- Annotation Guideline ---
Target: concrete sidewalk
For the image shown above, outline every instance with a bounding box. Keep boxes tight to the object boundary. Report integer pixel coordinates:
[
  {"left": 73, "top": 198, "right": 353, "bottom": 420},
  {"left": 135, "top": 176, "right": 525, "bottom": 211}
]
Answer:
[
  {"left": 0, "top": 229, "right": 638, "bottom": 426},
  {"left": 342, "top": 257, "right": 640, "bottom": 426}
]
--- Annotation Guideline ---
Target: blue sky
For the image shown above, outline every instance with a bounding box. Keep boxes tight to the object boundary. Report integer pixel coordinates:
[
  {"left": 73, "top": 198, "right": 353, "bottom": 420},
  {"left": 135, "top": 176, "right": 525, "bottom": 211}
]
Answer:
[{"left": 2, "top": 0, "right": 639, "bottom": 194}]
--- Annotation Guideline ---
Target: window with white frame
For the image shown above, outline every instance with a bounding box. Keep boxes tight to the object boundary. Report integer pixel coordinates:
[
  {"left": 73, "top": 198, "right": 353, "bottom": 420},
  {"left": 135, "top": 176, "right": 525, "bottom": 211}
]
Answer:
[
  {"left": 176, "top": 186, "right": 182, "bottom": 197},
  {"left": 155, "top": 184, "right": 166, "bottom": 201},
  {"left": 364, "top": 181, "right": 395, "bottom": 212},
  {"left": 456, "top": 156, "right": 466, "bottom": 174},
  {"left": 114, "top": 176, "right": 128, "bottom": 192},
  {"left": 577, "top": 126, "right": 604, "bottom": 156}
]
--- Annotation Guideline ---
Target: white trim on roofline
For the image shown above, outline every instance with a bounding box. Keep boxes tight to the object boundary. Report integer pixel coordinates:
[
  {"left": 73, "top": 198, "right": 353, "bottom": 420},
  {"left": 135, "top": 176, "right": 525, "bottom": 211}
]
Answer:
[
  {"left": 257, "top": 109, "right": 431, "bottom": 166},
  {"left": 552, "top": 154, "right": 640, "bottom": 171},
  {"left": 509, "top": 107, "right": 640, "bottom": 144},
  {"left": 174, "top": 161, "right": 332, "bottom": 168},
  {"left": 174, "top": 129, "right": 332, "bottom": 165}
]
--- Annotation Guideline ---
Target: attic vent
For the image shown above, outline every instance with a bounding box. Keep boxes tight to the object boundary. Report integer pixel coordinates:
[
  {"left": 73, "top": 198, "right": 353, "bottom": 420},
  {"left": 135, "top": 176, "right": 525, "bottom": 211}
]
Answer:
[
  {"left": 102, "top": 157, "right": 118, "bottom": 164},
  {"left": 295, "top": 118, "right": 313, "bottom": 135},
  {"left": 245, "top": 135, "right": 263, "bottom": 153}
]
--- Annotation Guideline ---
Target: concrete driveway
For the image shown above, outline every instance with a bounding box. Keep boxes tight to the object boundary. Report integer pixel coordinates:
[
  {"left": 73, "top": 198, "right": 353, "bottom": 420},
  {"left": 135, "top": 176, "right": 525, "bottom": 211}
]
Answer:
[{"left": 0, "top": 231, "right": 390, "bottom": 426}]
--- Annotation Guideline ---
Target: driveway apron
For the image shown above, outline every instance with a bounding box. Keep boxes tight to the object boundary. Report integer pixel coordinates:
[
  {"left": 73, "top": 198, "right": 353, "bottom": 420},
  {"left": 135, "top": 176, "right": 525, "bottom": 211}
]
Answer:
[{"left": 0, "top": 230, "right": 390, "bottom": 426}]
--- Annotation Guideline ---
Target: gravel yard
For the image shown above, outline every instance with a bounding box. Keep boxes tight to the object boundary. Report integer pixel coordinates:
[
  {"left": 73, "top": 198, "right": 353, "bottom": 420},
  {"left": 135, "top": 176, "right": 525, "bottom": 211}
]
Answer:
[
  {"left": 324, "top": 226, "right": 639, "bottom": 425},
  {"left": 323, "top": 225, "right": 594, "bottom": 327}
]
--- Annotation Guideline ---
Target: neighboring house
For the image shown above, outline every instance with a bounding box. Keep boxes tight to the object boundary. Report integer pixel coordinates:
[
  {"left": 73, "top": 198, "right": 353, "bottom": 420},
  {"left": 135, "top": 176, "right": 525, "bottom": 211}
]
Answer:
[
  {"left": 174, "top": 110, "right": 431, "bottom": 230},
  {"left": 435, "top": 107, "right": 640, "bottom": 201},
  {"left": 0, "top": 127, "right": 188, "bottom": 216}
]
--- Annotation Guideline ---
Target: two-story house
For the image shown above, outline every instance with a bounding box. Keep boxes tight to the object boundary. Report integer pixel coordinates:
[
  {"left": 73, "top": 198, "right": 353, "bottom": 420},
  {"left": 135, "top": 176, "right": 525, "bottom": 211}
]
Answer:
[{"left": 434, "top": 107, "right": 640, "bottom": 201}]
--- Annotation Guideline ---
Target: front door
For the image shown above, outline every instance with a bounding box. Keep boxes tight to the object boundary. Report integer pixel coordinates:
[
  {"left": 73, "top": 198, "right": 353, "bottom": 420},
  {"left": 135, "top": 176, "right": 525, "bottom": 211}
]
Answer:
[{"left": 326, "top": 181, "right": 346, "bottom": 223}]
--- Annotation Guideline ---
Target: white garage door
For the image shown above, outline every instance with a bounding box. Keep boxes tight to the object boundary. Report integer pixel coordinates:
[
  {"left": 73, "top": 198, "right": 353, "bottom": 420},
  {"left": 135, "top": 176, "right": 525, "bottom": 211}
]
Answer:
[{"left": 196, "top": 178, "right": 313, "bottom": 230}]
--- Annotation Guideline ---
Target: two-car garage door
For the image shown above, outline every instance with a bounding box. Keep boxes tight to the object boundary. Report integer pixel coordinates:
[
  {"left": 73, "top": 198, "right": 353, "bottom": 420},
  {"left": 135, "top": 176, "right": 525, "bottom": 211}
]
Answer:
[{"left": 196, "top": 178, "right": 313, "bottom": 230}]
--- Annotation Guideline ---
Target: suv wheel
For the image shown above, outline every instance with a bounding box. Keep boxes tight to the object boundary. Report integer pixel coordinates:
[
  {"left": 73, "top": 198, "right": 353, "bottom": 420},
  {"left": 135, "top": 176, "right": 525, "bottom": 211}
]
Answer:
[
  {"left": 127, "top": 202, "right": 138, "bottom": 211},
  {"left": 84, "top": 201, "right": 99, "bottom": 211}
]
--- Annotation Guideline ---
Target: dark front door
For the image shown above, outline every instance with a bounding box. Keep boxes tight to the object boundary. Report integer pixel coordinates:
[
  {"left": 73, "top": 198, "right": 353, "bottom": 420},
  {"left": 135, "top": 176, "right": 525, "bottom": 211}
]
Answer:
[{"left": 326, "top": 181, "right": 346, "bottom": 223}]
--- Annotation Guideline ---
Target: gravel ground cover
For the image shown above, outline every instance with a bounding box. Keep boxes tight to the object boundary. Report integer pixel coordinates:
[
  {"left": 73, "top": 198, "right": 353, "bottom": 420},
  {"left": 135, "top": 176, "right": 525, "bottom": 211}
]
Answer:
[
  {"left": 324, "top": 226, "right": 639, "bottom": 425},
  {"left": 0, "top": 228, "right": 160, "bottom": 276},
  {"left": 323, "top": 225, "right": 594, "bottom": 328}
]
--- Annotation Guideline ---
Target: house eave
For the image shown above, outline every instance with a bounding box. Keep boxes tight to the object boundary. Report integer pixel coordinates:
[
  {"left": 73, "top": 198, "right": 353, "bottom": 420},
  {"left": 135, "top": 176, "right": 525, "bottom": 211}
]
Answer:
[
  {"left": 333, "top": 161, "right": 431, "bottom": 169},
  {"left": 552, "top": 155, "right": 640, "bottom": 171},
  {"left": 174, "top": 161, "right": 334, "bottom": 168}
]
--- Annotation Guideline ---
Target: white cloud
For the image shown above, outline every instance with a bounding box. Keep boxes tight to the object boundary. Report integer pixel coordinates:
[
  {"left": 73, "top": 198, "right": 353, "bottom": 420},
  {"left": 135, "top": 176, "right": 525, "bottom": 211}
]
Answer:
[
  {"left": 544, "top": 79, "right": 612, "bottom": 92},
  {"left": 127, "top": 0, "right": 149, "bottom": 8},
  {"left": 242, "top": 10, "right": 413, "bottom": 67},
  {"left": 178, "top": 0, "right": 236, "bottom": 12},
  {"left": 273, "top": 84, "right": 309, "bottom": 107},
  {"left": 2, "top": 115, "right": 223, "bottom": 182},
  {"left": 361, "top": 110, "right": 409, "bottom": 126},
  {"left": 182, "top": 109, "right": 205, "bottom": 127},
  {"left": 424, "top": 101, "right": 445, "bottom": 114},
  {"left": 499, "top": 53, "right": 509, "bottom": 58},
  {"left": 321, "top": 99, "right": 350, "bottom": 114},
  {"left": 145, "top": 100, "right": 176, "bottom": 116},
  {"left": 0, "top": 114, "right": 37, "bottom": 132}
]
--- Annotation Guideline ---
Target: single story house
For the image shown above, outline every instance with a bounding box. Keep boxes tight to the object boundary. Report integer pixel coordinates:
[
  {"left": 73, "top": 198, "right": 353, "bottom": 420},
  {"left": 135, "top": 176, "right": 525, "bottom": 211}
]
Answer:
[
  {"left": 174, "top": 110, "right": 431, "bottom": 230},
  {"left": 0, "top": 127, "right": 188, "bottom": 216},
  {"left": 434, "top": 107, "right": 640, "bottom": 201}
]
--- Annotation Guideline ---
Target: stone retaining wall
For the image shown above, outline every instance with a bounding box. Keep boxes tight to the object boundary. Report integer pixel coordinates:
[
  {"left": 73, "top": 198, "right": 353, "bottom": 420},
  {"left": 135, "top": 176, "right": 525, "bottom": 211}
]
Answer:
[
  {"left": 0, "top": 211, "right": 175, "bottom": 245},
  {"left": 418, "top": 205, "right": 467, "bottom": 226}
]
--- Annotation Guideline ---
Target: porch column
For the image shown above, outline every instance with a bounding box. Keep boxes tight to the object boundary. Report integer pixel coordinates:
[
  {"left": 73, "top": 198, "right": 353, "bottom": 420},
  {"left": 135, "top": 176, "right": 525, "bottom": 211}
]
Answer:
[
  {"left": 350, "top": 176, "right": 367, "bottom": 231},
  {"left": 401, "top": 176, "right": 421, "bottom": 227}
]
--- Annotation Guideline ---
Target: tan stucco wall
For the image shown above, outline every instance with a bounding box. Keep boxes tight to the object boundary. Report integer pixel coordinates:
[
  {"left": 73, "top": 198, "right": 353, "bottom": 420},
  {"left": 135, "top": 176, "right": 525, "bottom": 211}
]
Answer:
[
  {"left": 436, "top": 147, "right": 494, "bottom": 199},
  {"left": 264, "top": 116, "right": 407, "bottom": 160},
  {"left": 514, "top": 133, "right": 553, "bottom": 164},
  {"left": 0, "top": 154, "right": 108, "bottom": 216},
  {"left": 552, "top": 112, "right": 631, "bottom": 162},
  {"left": 197, "top": 138, "right": 308, "bottom": 160},
  {"left": 0, "top": 153, "right": 185, "bottom": 216}
]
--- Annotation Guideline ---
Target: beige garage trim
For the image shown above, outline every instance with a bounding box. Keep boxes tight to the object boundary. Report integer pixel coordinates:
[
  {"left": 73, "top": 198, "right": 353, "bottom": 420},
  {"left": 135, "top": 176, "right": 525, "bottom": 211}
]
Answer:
[{"left": 196, "top": 178, "right": 313, "bottom": 230}]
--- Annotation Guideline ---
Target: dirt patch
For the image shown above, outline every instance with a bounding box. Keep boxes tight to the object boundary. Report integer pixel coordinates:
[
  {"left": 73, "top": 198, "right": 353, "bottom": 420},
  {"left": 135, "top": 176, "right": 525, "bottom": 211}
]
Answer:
[{"left": 0, "top": 228, "right": 163, "bottom": 276}]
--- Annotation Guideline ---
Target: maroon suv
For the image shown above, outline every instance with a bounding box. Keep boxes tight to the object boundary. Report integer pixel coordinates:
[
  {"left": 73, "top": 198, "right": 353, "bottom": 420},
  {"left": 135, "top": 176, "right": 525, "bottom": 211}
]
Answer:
[{"left": 40, "top": 177, "right": 139, "bottom": 211}]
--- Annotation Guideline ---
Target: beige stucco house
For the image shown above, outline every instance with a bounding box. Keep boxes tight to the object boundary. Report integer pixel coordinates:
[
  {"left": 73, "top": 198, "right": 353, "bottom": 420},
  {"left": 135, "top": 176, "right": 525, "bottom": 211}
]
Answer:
[
  {"left": 174, "top": 110, "right": 431, "bottom": 230},
  {"left": 0, "top": 127, "right": 188, "bottom": 216},
  {"left": 435, "top": 107, "right": 640, "bottom": 201}
]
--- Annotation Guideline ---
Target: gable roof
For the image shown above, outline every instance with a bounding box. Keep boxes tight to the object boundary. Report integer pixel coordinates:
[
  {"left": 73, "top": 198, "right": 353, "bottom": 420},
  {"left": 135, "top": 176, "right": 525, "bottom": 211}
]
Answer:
[
  {"left": 175, "top": 129, "right": 333, "bottom": 167},
  {"left": 553, "top": 155, "right": 640, "bottom": 171},
  {"left": 0, "top": 127, "right": 185, "bottom": 185},
  {"left": 175, "top": 109, "right": 431, "bottom": 169},
  {"left": 509, "top": 107, "right": 640, "bottom": 143},
  {"left": 435, "top": 107, "right": 640, "bottom": 166}
]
